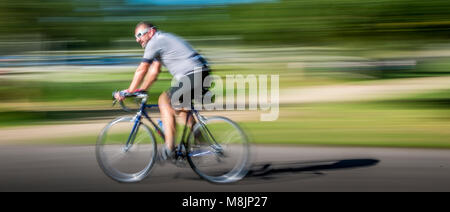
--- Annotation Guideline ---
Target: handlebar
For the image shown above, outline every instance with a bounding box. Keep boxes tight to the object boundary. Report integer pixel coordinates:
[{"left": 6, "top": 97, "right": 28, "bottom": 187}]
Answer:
[{"left": 112, "top": 90, "right": 148, "bottom": 112}]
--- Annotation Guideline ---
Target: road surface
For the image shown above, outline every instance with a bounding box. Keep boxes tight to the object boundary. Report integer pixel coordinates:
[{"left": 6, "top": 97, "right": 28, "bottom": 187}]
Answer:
[{"left": 0, "top": 145, "right": 449, "bottom": 191}]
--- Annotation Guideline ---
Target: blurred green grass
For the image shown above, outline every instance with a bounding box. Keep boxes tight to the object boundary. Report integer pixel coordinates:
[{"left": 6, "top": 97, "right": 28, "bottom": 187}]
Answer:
[
  {"left": 243, "top": 101, "right": 450, "bottom": 148},
  {"left": 19, "top": 94, "right": 450, "bottom": 148}
]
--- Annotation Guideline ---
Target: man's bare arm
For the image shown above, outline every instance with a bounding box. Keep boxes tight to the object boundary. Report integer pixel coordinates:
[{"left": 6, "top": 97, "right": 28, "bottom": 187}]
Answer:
[
  {"left": 139, "top": 60, "right": 161, "bottom": 90},
  {"left": 114, "top": 61, "right": 161, "bottom": 101},
  {"left": 127, "top": 62, "right": 151, "bottom": 92}
]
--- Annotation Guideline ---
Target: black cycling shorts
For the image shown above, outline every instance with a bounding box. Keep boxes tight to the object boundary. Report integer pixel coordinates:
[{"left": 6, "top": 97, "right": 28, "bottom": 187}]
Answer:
[{"left": 166, "top": 68, "right": 211, "bottom": 109}]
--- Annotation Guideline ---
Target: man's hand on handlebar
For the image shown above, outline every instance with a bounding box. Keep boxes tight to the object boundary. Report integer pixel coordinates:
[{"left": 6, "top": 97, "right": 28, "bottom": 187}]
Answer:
[
  {"left": 113, "top": 89, "right": 147, "bottom": 101},
  {"left": 114, "top": 89, "right": 130, "bottom": 101},
  {"left": 112, "top": 89, "right": 148, "bottom": 112}
]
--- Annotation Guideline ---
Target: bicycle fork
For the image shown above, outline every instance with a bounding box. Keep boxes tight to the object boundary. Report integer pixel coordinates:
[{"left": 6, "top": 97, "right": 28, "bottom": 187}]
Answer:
[{"left": 123, "top": 113, "right": 142, "bottom": 152}]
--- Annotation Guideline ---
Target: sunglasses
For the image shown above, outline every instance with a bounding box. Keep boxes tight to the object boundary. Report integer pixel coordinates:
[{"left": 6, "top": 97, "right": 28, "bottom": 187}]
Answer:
[{"left": 135, "top": 27, "right": 154, "bottom": 39}]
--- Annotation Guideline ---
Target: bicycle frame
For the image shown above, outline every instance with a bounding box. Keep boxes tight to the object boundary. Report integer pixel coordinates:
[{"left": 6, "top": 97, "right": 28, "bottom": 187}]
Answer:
[{"left": 124, "top": 97, "right": 218, "bottom": 156}]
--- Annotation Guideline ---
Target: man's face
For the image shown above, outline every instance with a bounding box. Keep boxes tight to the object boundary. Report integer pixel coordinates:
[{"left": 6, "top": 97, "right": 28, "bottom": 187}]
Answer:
[{"left": 135, "top": 25, "right": 154, "bottom": 48}]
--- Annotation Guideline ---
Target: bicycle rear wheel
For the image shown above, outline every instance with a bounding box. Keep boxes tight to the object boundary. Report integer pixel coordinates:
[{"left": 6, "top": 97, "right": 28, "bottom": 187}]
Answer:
[
  {"left": 187, "top": 116, "right": 250, "bottom": 183},
  {"left": 96, "top": 116, "right": 157, "bottom": 183}
]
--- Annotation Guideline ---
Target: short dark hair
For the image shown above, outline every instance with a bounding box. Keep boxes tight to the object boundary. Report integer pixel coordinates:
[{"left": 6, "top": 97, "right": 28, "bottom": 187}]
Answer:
[{"left": 136, "top": 21, "right": 157, "bottom": 30}]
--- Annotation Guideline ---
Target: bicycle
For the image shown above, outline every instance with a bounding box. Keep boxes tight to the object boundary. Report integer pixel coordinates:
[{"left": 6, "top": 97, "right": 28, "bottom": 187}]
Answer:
[{"left": 95, "top": 90, "right": 251, "bottom": 184}]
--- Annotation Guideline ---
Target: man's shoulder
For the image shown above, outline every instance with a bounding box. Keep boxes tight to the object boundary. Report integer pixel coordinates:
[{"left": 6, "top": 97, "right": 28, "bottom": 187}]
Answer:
[
  {"left": 158, "top": 31, "right": 187, "bottom": 42},
  {"left": 144, "top": 31, "right": 190, "bottom": 52},
  {"left": 144, "top": 32, "right": 163, "bottom": 50},
  {"left": 145, "top": 31, "right": 173, "bottom": 46}
]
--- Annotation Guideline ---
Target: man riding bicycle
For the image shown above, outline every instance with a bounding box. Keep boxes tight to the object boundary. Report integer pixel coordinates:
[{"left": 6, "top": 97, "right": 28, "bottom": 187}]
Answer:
[{"left": 114, "top": 22, "right": 211, "bottom": 161}]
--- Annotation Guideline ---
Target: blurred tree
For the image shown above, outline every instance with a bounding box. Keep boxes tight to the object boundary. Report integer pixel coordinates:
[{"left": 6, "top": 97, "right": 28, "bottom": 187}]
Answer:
[
  {"left": 0, "top": 0, "right": 449, "bottom": 50},
  {"left": 0, "top": 0, "right": 74, "bottom": 36}
]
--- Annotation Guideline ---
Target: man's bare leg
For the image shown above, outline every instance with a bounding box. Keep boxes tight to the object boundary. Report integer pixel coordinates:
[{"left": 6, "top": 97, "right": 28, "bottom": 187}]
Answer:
[
  {"left": 158, "top": 92, "right": 176, "bottom": 151},
  {"left": 177, "top": 110, "right": 195, "bottom": 129}
]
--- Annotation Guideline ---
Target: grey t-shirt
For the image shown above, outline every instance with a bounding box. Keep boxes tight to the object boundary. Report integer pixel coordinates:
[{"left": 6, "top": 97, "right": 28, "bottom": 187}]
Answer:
[{"left": 142, "top": 31, "right": 206, "bottom": 80}]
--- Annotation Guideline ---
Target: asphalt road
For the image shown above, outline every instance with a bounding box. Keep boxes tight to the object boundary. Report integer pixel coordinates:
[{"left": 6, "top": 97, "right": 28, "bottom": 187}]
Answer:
[{"left": 0, "top": 145, "right": 449, "bottom": 192}]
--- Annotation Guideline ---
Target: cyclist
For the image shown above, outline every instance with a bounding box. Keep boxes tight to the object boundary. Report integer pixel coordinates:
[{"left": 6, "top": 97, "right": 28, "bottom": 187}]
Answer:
[{"left": 114, "top": 22, "right": 211, "bottom": 161}]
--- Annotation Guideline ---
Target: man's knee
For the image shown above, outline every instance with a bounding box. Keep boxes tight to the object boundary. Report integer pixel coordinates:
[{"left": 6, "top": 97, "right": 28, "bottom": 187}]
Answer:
[{"left": 159, "top": 93, "right": 175, "bottom": 114}]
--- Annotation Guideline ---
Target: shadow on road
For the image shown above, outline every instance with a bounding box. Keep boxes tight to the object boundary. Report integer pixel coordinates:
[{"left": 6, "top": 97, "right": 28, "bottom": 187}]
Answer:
[
  {"left": 140, "top": 158, "right": 380, "bottom": 184},
  {"left": 246, "top": 158, "right": 379, "bottom": 179}
]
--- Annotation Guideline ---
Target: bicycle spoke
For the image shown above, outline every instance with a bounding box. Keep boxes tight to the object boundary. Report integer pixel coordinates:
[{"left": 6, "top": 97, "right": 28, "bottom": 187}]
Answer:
[
  {"left": 96, "top": 116, "right": 157, "bottom": 183},
  {"left": 106, "top": 149, "right": 128, "bottom": 165},
  {"left": 187, "top": 116, "right": 250, "bottom": 183}
]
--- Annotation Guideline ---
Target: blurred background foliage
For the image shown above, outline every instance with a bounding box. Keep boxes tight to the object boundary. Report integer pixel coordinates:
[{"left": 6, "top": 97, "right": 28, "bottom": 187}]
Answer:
[{"left": 1, "top": 0, "right": 449, "bottom": 51}]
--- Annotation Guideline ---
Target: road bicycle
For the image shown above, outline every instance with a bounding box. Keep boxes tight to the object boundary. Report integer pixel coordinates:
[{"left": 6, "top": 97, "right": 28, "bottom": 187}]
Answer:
[{"left": 95, "top": 91, "right": 250, "bottom": 183}]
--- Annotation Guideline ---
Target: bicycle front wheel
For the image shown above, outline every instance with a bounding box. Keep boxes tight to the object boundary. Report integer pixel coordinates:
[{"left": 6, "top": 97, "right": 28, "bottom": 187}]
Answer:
[
  {"left": 96, "top": 116, "right": 157, "bottom": 183},
  {"left": 187, "top": 116, "right": 250, "bottom": 183}
]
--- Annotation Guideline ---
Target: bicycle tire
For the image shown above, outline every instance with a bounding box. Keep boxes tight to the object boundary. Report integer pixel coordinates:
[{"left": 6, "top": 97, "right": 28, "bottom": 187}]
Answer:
[
  {"left": 96, "top": 116, "right": 157, "bottom": 183},
  {"left": 186, "top": 116, "right": 250, "bottom": 183}
]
